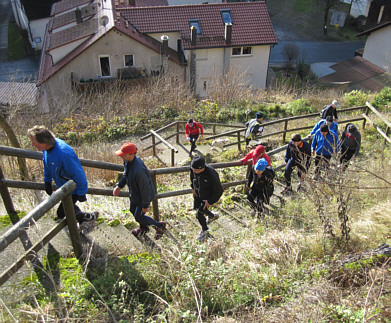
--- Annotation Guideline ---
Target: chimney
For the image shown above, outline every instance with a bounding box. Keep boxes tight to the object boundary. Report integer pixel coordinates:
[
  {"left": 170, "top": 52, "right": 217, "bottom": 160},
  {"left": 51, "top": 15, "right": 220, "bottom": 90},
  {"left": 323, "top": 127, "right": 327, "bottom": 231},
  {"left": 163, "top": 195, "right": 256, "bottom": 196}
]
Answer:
[
  {"left": 191, "top": 25, "right": 197, "bottom": 45},
  {"left": 161, "top": 35, "right": 169, "bottom": 56},
  {"left": 225, "top": 23, "right": 232, "bottom": 44},
  {"left": 75, "top": 7, "right": 82, "bottom": 24}
]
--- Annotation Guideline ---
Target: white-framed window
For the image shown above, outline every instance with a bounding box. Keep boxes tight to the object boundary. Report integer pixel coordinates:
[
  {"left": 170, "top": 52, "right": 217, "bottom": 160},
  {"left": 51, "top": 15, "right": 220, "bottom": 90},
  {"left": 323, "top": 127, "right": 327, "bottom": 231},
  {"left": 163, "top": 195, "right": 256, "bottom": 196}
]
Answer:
[
  {"left": 124, "top": 54, "right": 134, "bottom": 67},
  {"left": 99, "top": 55, "right": 111, "bottom": 77},
  {"left": 231, "top": 47, "right": 252, "bottom": 56}
]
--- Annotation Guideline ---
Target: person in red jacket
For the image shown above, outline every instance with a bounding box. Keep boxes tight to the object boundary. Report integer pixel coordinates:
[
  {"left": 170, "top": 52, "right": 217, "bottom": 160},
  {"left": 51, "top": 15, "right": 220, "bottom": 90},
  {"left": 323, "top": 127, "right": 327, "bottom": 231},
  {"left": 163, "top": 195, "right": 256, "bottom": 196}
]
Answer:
[
  {"left": 240, "top": 144, "right": 271, "bottom": 166},
  {"left": 185, "top": 119, "right": 204, "bottom": 156}
]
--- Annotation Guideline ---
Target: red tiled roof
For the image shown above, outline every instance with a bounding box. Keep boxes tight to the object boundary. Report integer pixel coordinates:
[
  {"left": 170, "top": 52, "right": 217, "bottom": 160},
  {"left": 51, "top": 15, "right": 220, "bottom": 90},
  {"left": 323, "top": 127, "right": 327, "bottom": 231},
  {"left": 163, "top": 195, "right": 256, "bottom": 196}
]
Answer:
[
  {"left": 118, "top": 2, "right": 277, "bottom": 49},
  {"left": 51, "top": 3, "right": 98, "bottom": 30},
  {"left": 51, "top": 0, "right": 92, "bottom": 16},
  {"left": 48, "top": 18, "right": 98, "bottom": 50},
  {"left": 317, "top": 56, "right": 391, "bottom": 92}
]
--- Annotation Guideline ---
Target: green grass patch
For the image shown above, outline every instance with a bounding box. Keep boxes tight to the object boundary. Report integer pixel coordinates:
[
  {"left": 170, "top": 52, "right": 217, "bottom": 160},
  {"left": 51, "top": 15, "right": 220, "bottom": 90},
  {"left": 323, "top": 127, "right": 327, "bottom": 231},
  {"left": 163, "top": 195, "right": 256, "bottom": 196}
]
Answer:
[{"left": 8, "top": 23, "right": 26, "bottom": 60}]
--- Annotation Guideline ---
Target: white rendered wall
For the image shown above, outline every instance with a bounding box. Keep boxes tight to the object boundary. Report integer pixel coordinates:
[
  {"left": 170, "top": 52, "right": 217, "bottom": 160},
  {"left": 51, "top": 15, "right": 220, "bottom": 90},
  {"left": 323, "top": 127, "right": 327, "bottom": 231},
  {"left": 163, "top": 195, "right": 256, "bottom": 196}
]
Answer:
[{"left": 362, "top": 25, "right": 391, "bottom": 71}]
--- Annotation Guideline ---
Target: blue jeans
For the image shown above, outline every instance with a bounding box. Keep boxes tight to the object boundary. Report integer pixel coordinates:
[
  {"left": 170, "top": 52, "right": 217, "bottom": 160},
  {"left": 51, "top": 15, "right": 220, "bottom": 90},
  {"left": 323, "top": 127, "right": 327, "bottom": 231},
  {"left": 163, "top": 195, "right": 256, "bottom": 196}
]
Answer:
[{"left": 130, "top": 201, "right": 161, "bottom": 230}]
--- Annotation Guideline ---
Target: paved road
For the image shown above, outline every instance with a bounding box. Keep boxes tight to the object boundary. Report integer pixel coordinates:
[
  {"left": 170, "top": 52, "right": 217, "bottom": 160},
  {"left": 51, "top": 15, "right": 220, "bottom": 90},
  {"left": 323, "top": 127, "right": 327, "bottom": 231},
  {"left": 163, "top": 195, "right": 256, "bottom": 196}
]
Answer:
[
  {"left": 270, "top": 40, "right": 365, "bottom": 65},
  {"left": 0, "top": 55, "right": 40, "bottom": 82}
]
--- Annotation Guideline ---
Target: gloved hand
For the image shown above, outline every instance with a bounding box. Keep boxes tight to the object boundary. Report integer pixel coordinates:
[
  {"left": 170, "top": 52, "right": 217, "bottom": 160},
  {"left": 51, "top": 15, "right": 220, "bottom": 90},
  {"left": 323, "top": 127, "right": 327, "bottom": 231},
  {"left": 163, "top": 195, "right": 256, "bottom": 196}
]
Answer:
[
  {"left": 76, "top": 195, "right": 87, "bottom": 202},
  {"left": 45, "top": 182, "right": 53, "bottom": 195}
]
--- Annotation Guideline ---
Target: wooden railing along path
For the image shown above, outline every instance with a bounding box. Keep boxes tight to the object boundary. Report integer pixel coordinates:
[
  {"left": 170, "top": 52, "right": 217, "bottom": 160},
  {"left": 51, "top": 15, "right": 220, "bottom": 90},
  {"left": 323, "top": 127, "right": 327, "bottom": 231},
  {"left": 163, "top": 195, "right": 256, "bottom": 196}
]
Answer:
[{"left": 0, "top": 102, "right": 388, "bottom": 287}]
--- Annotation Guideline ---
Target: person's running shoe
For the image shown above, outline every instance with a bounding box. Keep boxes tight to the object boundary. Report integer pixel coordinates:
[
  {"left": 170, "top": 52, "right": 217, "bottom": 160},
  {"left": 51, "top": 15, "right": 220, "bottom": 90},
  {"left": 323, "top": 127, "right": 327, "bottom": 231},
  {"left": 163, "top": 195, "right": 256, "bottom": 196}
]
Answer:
[
  {"left": 131, "top": 227, "right": 149, "bottom": 238},
  {"left": 206, "top": 213, "right": 219, "bottom": 224},
  {"left": 196, "top": 229, "right": 211, "bottom": 242},
  {"left": 281, "top": 186, "right": 292, "bottom": 195},
  {"left": 79, "top": 212, "right": 99, "bottom": 233},
  {"left": 154, "top": 221, "right": 167, "bottom": 240}
]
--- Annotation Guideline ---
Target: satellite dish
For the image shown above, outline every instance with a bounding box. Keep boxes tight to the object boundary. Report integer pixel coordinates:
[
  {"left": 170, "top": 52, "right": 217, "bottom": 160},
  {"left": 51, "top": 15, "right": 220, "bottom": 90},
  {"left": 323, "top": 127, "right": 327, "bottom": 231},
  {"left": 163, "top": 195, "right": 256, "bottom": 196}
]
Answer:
[{"left": 99, "top": 16, "right": 109, "bottom": 27}]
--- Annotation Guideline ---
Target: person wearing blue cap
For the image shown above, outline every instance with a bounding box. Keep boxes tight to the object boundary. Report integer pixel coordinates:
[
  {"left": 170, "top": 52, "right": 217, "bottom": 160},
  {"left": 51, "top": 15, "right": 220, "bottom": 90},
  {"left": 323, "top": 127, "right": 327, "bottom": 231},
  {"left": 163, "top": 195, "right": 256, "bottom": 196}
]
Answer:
[
  {"left": 246, "top": 158, "right": 275, "bottom": 217},
  {"left": 244, "top": 112, "right": 264, "bottom": 146}
]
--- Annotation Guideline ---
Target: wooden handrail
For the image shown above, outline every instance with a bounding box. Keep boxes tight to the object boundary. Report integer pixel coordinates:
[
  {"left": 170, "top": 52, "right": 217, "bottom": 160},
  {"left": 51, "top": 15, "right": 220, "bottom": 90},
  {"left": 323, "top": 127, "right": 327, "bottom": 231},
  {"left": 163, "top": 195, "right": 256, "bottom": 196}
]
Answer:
[
  {"left": 362, "top": 114, "right": 391, "bottom": 144},
  {"left": 0, "top": 180, "right": 76, "bottom": 253},
  {"left": 150, "top": 130, "right": 178, "bottom": 153},
  {"left": 366, "top": 102, "right": 391, "bottom": 129}
]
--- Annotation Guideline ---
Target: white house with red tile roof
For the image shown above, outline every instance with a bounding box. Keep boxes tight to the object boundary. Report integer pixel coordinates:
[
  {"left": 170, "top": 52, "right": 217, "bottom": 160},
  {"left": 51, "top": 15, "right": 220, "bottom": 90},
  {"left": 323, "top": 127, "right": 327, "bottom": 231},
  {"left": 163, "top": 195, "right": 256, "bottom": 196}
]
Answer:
[{"left": 37, "top": 0, "right": 276, "bottom": 110}]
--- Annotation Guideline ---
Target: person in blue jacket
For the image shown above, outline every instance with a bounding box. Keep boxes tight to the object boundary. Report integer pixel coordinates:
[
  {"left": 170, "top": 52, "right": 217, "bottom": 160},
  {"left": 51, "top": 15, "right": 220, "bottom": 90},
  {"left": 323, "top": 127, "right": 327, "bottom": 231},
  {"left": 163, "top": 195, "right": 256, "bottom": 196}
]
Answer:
[
  {"left": 113, "top": 142, "right": 166, "bottom": 239},
  {"left": 28, "top": 125, "right": 98, "bottom": 226},
  {"left": 308, "top": 116, "right": 338, "bottom": 139},
  {"left": 311, "top": 124, "right": 339, "bottom": 176},
  {"left": 282, "top": 133, "right": 311, "bottom": 194}
]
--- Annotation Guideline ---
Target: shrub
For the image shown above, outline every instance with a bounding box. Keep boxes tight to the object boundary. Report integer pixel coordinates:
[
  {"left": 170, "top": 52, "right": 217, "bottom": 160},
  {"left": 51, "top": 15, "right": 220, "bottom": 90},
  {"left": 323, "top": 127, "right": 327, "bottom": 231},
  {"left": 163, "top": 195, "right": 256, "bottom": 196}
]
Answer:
[
  {"left": 373, "top": 87, "right": 391, "bottom": 110},
  {"left": 285, "top": 98, "right": 313, "bottom": 115},
  {"left": 344, "top": 90, "right": 369, "bottom": 106}
]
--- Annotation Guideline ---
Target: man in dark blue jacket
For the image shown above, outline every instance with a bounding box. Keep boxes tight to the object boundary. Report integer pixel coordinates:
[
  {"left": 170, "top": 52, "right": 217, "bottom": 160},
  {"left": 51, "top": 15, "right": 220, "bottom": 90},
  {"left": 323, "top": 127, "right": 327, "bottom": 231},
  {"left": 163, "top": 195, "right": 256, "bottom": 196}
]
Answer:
[
  {"left": 282, "top": 133, "right": 311, "bottom": 193},
  {"left": 312, "top": 124, "right": 339, "bottom": 177},
  {"left": 190, "top": 156, "right": 223, "bottom": 241},
  {"left": 113, "top": 142, "right": 166, "bottom": 239},
  {"left": 28, "top": 125, "right": 98, "bottom": 229}
]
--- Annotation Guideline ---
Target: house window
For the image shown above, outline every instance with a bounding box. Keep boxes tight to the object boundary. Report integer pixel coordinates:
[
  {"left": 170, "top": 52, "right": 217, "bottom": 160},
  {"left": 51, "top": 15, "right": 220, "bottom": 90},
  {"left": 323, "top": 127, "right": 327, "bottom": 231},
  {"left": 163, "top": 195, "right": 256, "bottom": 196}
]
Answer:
[
  {"left": 99, "top": 56, "right": 111, "bottom": 77},
  {"left": 124, "top": 54, "right": 134, "bottom": 67},
  {"left": 189, "top": 19, "right": 201, "bottom": 34},
  {"left": 242, "top": 47, "right": 252, "bottom": 55},
  {"left": 232, "top": 47, "right": 252, "bottom": 56},
  {"left": 221, "top": 9, "right": 232, "bottom": 24}
]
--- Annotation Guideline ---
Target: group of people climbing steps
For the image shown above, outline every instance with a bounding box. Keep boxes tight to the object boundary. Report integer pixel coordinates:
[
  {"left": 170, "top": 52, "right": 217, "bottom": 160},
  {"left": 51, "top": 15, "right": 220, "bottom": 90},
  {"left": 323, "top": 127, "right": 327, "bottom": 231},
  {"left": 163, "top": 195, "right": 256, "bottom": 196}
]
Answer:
[{"left": 28, "top": 98, "right": 362, "bottom": 243}]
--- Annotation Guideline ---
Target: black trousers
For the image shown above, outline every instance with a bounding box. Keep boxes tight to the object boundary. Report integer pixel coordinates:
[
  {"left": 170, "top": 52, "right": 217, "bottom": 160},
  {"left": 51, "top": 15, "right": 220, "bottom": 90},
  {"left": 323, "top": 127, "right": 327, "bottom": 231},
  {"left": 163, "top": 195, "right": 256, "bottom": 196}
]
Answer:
[
  {"left": 194, "top": 196, "right": 214, "bottom": 231},
  {"left": 57, "top": 194, "right": 86, "bottom": 224},
  {"left": 340, "top": 145, "right": 355, "bottom": 168},
  {"left": 314, "top": 154, "right": 331, "bottom": 175},
  {"left": 189, "top": 134, "right": 199, "bottom": 153}
]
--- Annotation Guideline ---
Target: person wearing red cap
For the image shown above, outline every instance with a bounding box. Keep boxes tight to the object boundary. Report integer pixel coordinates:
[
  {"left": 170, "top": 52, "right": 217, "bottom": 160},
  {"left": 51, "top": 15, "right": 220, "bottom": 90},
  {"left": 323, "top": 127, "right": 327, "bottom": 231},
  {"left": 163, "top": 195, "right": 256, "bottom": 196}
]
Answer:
[
  {"left": 185, "top": 119, "right": 204, "bottom": 157},
  {"left": 240, "top": 144, "right": 271, "bottom": 166},
  {"left": 113, "top": 142, "right": 166, "bottom": 239}
]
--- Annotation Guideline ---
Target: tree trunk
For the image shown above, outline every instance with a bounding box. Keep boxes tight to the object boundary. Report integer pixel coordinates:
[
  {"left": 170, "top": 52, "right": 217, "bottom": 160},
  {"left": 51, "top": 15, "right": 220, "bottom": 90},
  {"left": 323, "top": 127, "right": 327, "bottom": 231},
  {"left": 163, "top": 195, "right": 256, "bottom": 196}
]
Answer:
[{"left": 0, "top": 113, "right": 29, "bottom": 180}]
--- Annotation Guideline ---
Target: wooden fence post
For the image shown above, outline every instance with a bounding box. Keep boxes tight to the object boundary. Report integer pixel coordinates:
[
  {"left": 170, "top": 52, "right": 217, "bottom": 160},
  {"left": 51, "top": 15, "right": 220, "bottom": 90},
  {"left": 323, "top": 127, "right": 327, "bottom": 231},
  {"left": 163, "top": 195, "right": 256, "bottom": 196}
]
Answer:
[
  {"left": 237, "top": 130, "right": 241, "bottom": 151},
  {"left": 176, "top": 122, "right": 180, "bottom": 144},
  {"left": 62, "top": 195, "right": 82, "bottom": 259},
  {"left": 385, "top": 126, "right": 390, "bottom": 146},
  {"left": 171, "top": 149, "right": 175, "bottom": 166},
  {"left": 213, "top": 124, "right": 216, "bottom": 135},
  {"left": 150, "top": 171, "right": 160, "bottom": 221},
  {"left": 362, "top": 106, "right": 369, "bottom": 129},
  {"left": 152, "top": 134, "right": 156, "bottom": 156},
  {"left": 282, "top": 120, "right": 288, "bottom": 142}
]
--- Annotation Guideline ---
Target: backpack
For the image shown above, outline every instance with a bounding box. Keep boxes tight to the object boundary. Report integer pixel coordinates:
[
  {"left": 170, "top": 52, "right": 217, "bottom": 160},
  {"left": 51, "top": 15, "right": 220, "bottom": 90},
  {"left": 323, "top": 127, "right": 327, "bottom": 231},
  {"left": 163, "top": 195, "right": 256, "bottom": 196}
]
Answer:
[{"left": 320, "top": 105, "right": 329, "bottom": 119}]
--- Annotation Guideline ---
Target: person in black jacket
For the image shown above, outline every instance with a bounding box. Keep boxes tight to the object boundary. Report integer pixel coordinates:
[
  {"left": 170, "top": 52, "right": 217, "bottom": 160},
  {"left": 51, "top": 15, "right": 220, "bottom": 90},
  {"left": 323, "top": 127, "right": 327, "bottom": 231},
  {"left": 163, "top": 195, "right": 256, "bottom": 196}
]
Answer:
[
  {"left": 113, "top": 142, "right": 166, "bottom": 239},
  {"left": 282, "top": 133, "right": 311, "bottom": 193},
  {"left": 340, "top": 123, "right": 361, "bottom": 170},
  {"left": 321, "top": 99, "right": 339, "bottom": 122},
  {"left": 190, "top": 156, "right": 223, "bottom": 241},
  {"left": 246, "top": 158, "right": 274, "bottom": 216}
]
